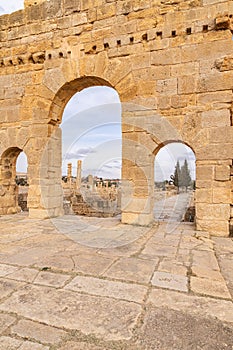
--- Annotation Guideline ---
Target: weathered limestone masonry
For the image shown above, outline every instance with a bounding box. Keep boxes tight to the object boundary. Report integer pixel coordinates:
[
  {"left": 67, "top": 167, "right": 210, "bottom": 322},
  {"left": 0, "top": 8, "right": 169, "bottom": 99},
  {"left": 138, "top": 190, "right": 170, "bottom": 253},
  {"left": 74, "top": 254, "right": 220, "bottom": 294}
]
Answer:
[{"left": 0, "top": 0, "right": 233, "bottom": 236}]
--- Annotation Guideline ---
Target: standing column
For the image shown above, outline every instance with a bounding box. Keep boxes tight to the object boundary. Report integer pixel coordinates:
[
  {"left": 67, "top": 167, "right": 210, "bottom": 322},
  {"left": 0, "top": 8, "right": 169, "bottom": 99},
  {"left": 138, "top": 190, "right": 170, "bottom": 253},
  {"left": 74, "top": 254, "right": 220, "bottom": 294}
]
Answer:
[
  {"left": 88, "top": 175, "right": 93, "bottom": 192},
  {"left": 67, "top": 163, "right": 72, "bottom": 190},
  {"left": 76, "top": 160, "right": 82, "bottom": 193}
]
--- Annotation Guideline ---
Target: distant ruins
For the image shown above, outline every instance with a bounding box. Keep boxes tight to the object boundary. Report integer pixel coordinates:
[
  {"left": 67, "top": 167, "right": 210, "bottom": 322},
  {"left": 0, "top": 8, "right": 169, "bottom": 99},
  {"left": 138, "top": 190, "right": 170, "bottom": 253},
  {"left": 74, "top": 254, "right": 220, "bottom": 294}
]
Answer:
[
  {"left": 0, "top": 0, "right": 232, "bottom": 236},
  {"left": 62, "top": 161, "right": 121, "bottom": 217}
]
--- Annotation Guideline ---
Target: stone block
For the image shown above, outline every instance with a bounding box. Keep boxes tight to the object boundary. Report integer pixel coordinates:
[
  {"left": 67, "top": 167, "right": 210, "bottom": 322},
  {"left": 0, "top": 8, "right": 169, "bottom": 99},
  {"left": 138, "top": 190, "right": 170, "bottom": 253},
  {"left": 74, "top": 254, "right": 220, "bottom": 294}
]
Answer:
[
  {"left": 97, "top": 3, "right": 116, "bottom": 20},
  {"left": 196, "top": 144, "right": 233, "bottom": 161},
  {"left": 63, "top": 0, "right": 81, "bottom": 14},
  {"left": 190, "top": 276, "right": 231, "bottom": 299},
  {"left": 121, "top": 211, "right": 153, "bottom": 226},
  {"left": 0, "top": 285, "right": 142, "bottom": 342},
  {"left": 209, "top": 127, "right": 233, "bottom": 144},
  {"left": 196, "top": 203, "right": 230, "bottom": 220},
  {"left": 103, "top": 256, "right": 156, "bottom": 284},
  {"left": 11, "top": 319, "right": 67, "bottom": 345},
  {"left": 198, "top": 71, "right": 233, "bottom": 93},
  {"left": 29, "top": 208, "right": 50, "bottom": 219},
  {"left": 197, "top": 91, "right": 233, "bottom": 105},
  {"left": 195, "top": 188, "right": 212, "bottom": 203},
  {"left": 196, "top": 219, "right": 229, "bottom": 237},
  {"left": 171, "top": 62, "right": 199, "bottom": 77},
  {"left": 178, "top": 75, "right": 197, "bottom": 94},
  {"left": 131, "top": 53, "right": 150, "bottom": 70},
  {"left": 156, "top": 78, "right": 177, "bottom": 95},
  {"left": 151, "top": 48, "right": 181, "bottom": 66},
  {"left": 213, "top": 188, "right": 232, "bottom": 204},
  {"left": 196, "top": 165, "right": 214, "bottom": 181},
  {"left": 64, "top": 275, "right": 147, "bottom": 303},
  {"left": 34, "top": 271, "right": 71, "bottom": 287},
  {"left": 151, "top": 271, "right": 188, "bottom": 292},
  {"left": 121, "top": 197, "right": 151, "bottom": 214},
  {"left": 201, "top": 109, "right": 230, "bottom": 128}
]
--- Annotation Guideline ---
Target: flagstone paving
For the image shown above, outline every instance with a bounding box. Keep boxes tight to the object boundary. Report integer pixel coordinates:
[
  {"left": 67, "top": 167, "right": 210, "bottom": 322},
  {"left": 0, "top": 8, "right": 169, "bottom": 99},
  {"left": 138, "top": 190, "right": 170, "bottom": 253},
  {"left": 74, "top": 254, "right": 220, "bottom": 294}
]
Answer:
[{"left": 0, "top": 209, "right": 232, "bottom": 349}]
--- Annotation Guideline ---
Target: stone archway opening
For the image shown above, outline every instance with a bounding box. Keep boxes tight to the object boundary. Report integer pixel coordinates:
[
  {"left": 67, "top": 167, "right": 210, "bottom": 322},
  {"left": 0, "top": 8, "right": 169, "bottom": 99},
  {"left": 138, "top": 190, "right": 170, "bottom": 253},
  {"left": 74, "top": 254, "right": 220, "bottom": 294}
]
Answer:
[
  {"left": 0, "top": 147, "right": 28, "bottom": 215},
  {"left": 16, "top": 151, "right": 29, "bottom": 212},
  {"left": 153, "top": 142, "right": 196, "bottom": 224},
  {"left": 46, "top": 77, "right": 122, "bottom": 219}
]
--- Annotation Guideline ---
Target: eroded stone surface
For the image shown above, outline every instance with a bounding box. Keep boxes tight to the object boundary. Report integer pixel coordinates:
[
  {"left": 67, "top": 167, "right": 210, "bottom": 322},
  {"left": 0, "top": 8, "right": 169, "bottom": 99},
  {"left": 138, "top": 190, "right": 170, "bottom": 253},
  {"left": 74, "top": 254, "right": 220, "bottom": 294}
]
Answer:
[
  {"left": 33, "top": 271, "right": 71, "bottom": 288},
  {"left": 136, "top": 307, "right": 233, "bottom": 350},
  {"left": 0, "top": 264, "right": 19, "bottom": 277},
  {"left": 6, "top": 267, "right": 39, "bottom": 283},
  {"left": 0, "top": 336, "right": 49, "bottom": 350},
  {"left": 0, "top": 285, "right": 142, "bottom": 341},
  {"left": 103, "top": 257, "right": 157, "bottom": 283},
  {"left": 11, "top": 319, "right": 67, "bottom": 345},
  {"left": 0, "top": 278, "right": 24, "bottom": 300},
  {"left": 72, "top": 253, "right": 116, "bottom": 276},
  {"left": 151, "top": 271, "right": 188, "bottom": 292},
  {"left": 0, "top": 216, "right": 232, "bottom": 349},
  {"left": 158, "top": 258, "right": 187, "bottom": 276},
  {"left": 64, "top": 275, "right": 148, "bottom": 303},
  {"left": 0, "top": 313, "right": 16, "bottom": 334},
  {"left": 56, "top": 341, "right": 109, "bottom": 350},
  {"left": 190, "top": 276, "right": 231, "bottom": 299},
  {"left": 148, "top": 289, "right": 233, "bottom": 323}
]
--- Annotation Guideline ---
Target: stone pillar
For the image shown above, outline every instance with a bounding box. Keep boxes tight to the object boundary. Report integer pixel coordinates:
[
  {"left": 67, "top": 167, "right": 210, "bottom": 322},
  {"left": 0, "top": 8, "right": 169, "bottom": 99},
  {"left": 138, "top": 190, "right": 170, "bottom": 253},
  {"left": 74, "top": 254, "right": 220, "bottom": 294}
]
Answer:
[
  {"left": 0, "top": 147, "right": 22, "bottom": 215},
  {"left": 88, "top": 174, "right": 93, "bottom": 191},
  {"left": 195, "top": 160, "right": 232, "bottom": 237},
  {"left": 67, "top": 163, "right": 72, "bottom": 190},
  {"left": 230, "top": 162, "right": 233, "bottom": 236},
  {"left": 76, "top": 160, "right": 82, "bottom": 193},
  {"left": 28, "top": 127, "right": 63, "bottom": 219},
  {"left": 121, "top": 138, "right": 154, "bottom": 226}
]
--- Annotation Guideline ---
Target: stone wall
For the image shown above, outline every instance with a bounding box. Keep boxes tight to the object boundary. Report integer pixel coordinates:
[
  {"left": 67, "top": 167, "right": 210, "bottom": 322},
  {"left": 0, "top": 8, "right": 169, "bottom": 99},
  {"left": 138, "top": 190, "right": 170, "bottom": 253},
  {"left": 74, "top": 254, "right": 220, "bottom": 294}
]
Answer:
[
  {"left": 0, "top": 0, "right": 232, "bottom": 235},
  {"left": 72, "top": 193, "right": 119, "bottom": 217}
]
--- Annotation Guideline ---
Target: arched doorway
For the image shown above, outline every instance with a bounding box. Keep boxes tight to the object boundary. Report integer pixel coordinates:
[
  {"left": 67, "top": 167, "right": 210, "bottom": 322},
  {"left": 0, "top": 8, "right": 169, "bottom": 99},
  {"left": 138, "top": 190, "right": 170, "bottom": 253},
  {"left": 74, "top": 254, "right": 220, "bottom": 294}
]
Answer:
[
  {"left": 16, "top": 151, "right": 29, "bottom": 212},
  {"left": 154, "top": 142, "right": 196, "bottom": 223},
  {"left": 0, "top": 147, "right": 28, "bottom": 215},
  {"left": 61, "top": 85, "right": 122, "bottom": 217},
  {"left": 38, "top": 76, "right": 122, "bottom": 219}
]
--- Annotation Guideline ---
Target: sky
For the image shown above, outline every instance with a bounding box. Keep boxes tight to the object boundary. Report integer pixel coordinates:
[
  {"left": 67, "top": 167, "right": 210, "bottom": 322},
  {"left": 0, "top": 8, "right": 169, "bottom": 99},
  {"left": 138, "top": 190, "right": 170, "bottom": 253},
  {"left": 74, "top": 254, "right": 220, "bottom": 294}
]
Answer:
[
  {"left": 4, "top": 1, "right": 195, "bottom": 180},
  {"left": 61, "top": 87, "right": 122, "bottom": 178},
  {"left": 0, "top": 0, "right": 24, "bottom": 14},
  {"left": 61, "top": 86, "right": 195, "bottom": 180}
]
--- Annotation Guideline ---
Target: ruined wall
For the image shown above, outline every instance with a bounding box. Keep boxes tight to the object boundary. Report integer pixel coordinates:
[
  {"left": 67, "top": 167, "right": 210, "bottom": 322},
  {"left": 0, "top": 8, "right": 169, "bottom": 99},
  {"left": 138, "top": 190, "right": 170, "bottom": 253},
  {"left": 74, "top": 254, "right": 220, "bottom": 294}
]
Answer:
[{"left": 0, "top": 0, "right": 232, "bottom": 235}]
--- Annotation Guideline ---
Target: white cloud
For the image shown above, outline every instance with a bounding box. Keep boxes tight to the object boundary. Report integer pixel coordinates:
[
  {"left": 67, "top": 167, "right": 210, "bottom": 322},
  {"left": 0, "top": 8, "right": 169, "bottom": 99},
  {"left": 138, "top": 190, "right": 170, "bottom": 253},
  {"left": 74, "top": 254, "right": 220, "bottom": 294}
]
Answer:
[{"left": 64, "top": 147, "right": 96, "bottom": 160}]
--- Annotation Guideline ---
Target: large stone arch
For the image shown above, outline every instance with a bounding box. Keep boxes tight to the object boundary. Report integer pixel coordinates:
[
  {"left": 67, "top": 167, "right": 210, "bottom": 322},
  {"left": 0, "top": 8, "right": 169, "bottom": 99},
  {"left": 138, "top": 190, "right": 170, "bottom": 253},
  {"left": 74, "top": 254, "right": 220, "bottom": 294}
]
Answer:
[
  {"left": 29, "top": 75, "right": 121, "bottom": 219},
  {"left": 0, "top": 147, "right": 25, "bottom": 214},
  {"left": 0, "top": 0, "right": 232, "bottom": 235}
]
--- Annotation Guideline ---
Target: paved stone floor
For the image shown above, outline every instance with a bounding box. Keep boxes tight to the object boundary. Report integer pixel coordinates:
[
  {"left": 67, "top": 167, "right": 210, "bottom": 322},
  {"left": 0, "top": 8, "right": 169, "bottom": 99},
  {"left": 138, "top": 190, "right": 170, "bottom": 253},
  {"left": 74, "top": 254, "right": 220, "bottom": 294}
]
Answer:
[
  {"left": 0, "top": 205, "right": 233, "bottom": 349},
  {"left": 154, "top": 192, "right": 193, "bottom": 222}
]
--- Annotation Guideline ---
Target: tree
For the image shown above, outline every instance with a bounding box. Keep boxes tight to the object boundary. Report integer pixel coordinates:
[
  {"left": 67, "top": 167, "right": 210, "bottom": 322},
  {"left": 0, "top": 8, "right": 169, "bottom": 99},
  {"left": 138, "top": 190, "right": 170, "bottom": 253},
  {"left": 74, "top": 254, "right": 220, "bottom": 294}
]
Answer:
[
  {"left": 170, "top": 160, "right": 181, "bottom": 193},
  {"left": 180, "top": 159, "right": 191, "bottom": 191}
]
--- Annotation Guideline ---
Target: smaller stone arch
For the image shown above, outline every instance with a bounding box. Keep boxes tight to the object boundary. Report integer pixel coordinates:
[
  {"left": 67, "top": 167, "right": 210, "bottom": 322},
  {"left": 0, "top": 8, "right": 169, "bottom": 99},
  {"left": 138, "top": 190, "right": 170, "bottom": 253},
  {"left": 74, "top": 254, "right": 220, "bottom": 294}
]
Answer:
[
  {"left": 0, "top": 147, "right": 27, "bottom": 215},
  {"left": 153, "top": 140, "right": 196, "bottom": 158},
  {"left": 153, "top": 140, "right": 196, "bottom": 224}
]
